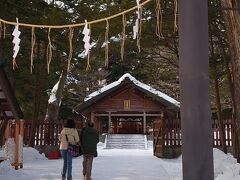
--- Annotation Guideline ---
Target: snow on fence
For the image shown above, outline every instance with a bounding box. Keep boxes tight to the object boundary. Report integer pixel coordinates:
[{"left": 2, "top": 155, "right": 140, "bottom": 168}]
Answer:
[{"left": 23, "top": 119, "right": 233, "bottom": 147}]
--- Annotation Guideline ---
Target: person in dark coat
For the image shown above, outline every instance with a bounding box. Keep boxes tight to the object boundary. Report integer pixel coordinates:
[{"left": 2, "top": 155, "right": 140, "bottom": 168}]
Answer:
[{"left": 81, "top": 121, "right": 99, "bottom": 180}]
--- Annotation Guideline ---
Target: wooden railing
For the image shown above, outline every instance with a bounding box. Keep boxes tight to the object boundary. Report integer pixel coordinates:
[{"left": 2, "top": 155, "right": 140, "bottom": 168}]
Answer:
[
  {"left": 23, "top": 119, "right": 233, "bottom": 147},
  {"left": 24, "top": 120, "right": 64, "bottom": 146},
  {"left": 212, "top": 119, "right": 232, "bottom": 147},
  {"left": 163, "top": 119, "right": 233, "bottom": 147},
  {"left": 164, "top": 119, "right": 182, "bottom": 147}
]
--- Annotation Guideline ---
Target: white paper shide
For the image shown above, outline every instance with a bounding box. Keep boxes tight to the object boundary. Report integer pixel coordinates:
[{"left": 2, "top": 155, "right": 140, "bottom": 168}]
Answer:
[
  {"left": 82, "top": 20, "right": 91, "bottom": 56},
  {"left": 12, "top": 18, "right": 21, "bottom": 60},
  {"left": 133, "top": 0, "right": 141, "bottom": 39}
]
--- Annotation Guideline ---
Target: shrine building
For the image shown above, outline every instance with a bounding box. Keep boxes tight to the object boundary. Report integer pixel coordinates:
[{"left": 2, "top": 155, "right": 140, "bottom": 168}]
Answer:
[{"left": 78, "top": 73, "right": 180, "bottom": 134}]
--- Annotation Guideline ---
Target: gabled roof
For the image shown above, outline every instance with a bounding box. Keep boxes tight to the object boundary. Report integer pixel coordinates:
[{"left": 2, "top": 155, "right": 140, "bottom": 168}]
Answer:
[
  {"left": 0, "top": 67, "right": 23, "bottom": 120},
  {"left": 79, "top": 73, "right": 180, "bottom": 112}
]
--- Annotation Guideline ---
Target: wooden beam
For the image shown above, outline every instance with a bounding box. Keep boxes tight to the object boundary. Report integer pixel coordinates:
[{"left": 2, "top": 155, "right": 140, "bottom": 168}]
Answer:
[
  {"left": 90, "top": 111, "right": 94, "bottom": 123},
  {"left": 92, "top": 108, "right": 162, "bottom": 112},
  {"left": 19, "top": 119, "right": 24, "bottom": 168},
  {"left": 143, "top": 111, "right": 146, "bottom": 134},
  {"left": 0, "top": 103, "right": 11, "bottom": 111},
  {"left": 108, "top": 112, "right": 111, "bottom": 134},
  {"left": 116, "top": 118, "right": 119, "bottom": 134},
  {"left": 0, "top": 98, "right": 7, "bottom": 103},
  {"left": 94, "top": 113, "right": 162, "bottom": 117},
  {"left": 20, "top": 120, "right": 24, "bottom": 141},
  {"left": 4, "top": 121, "right": 10, "bottom": 139},
  {"left": 14, "top": 121, "right": 20, "bottom": 170},
  {"left": 179, "top": 0, "right": 214, "bottom": 179}
]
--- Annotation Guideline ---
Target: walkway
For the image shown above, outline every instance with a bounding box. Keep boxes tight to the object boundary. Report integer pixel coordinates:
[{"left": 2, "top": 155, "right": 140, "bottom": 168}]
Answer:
[{"left": 0, "top": 147, "right": 182, "bottom": 180}]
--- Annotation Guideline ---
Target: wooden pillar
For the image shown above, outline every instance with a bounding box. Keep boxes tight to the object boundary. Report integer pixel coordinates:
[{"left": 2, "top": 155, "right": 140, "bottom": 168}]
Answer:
[
  {"left": 20, "top": 120, "right": 24, "bottom": 139},
  {"left": 91, "top": 111, "right": 100, "bottom": 132},
  {"left": 179, "top": 0, "right": 214, "bottom": 179},
  {"left": 14, "top": 121, "right": 20, "bottom": 170},
  {"left": 98, "top": 116, "right": 102, "bottom": 134},
  {"left": 90, "top": 111, "right": 94, "bottom": 123},
  {"left": 143, "top": 111, "right": 146, "bottom": 134},
  {"left": 5, "top": 121, "right": 10, "bottom": 140},
  {"left": 20, "top": 120, "right": 24, "bottom": 168},
  {"left": 108, "top": 112, "right": 111, "bottom": 134},
  {"left": 117, "top": 118, "right": 119, "bottom": 134}
]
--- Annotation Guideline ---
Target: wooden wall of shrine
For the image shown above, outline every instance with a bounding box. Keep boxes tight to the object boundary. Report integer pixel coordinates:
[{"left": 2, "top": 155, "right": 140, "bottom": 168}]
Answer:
[
  {"left": 80, "top": 82, "right": 178, "bottom": 135},
  {"left": 88, "top": 84, "right": 169, "bottom": 112}
]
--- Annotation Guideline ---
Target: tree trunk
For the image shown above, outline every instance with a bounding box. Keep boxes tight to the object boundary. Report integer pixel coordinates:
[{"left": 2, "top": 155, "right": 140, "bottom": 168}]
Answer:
[
  {"left": 221, "top": 0, "right": 240, "bottom": 162},
  {"left": 44, "top": 69, "right": 67, "bottom": 145},
  {"left": 213, "top": 64, "right": 227, "bottom": 153},
  {"left": 29, "top": 41, "right": 42, "bottom": 147},
  {"left": 210, "top": 34, "right": 227, "bottom": 153},
  {"left": 224, "top": 57, "right": 239, "bottom": 158}
]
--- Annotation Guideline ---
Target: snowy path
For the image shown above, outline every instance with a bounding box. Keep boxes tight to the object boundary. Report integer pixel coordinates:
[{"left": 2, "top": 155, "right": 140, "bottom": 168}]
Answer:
[
  {"left": 27, "top": 149, "right": 181, "bottom": 180},
  {"left": 0, "top": 148, "right": 182, "bottom": 180},
  {"left": 1, "top": 146, "right": 240, "bottom": 180},
  {"left": 93, "top": 149, "right": 181, "bottom": 180}
]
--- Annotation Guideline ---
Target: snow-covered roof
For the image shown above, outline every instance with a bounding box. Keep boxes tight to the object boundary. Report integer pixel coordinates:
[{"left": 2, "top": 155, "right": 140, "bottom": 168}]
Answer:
[{"left": 85, "top": 73, "right": 180, "bottom": 107}]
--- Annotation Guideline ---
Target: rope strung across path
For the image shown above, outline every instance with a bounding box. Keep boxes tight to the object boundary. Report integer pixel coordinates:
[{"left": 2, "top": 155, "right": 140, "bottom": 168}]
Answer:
[
  {"left": 0, "top": 0, "right": 152, "bottom": 29},
  {"left": 0, "top": 0, "right": 180, "bottom": 72}
]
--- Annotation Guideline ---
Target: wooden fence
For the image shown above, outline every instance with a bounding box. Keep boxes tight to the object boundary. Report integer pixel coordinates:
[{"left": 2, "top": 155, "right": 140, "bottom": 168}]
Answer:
[
  {"left": 23, "top": 119, "right": 233, "bottom": 147},
  {"left": 164, "top": 119, "right": 233, "bottom": 147},
  {"left": 24, "top": 120, "right": 64, "bottom": 146}
]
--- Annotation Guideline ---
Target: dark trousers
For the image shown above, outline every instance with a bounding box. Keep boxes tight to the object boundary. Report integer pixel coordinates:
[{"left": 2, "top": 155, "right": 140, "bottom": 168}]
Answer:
[{"left": 83, "top": 154, "right": 94, "bottom": 178}]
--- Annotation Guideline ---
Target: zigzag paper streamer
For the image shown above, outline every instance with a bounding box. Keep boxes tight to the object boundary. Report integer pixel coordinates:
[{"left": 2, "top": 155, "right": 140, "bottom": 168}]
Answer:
[
  {"left": 82, "top": 20, "right": 91, "bottom": 56},
  {"left": 12, "top": 18, "right": 21, "bottom": 68},
  {"left": 133, "top": 0, "right": 141, "bottom": 39}
]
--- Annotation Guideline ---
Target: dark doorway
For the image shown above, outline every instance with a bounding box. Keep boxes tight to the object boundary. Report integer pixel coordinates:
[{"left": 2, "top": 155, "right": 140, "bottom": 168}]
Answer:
[{"left": 111, "top": 117, "right": 143, "bottom": 134}]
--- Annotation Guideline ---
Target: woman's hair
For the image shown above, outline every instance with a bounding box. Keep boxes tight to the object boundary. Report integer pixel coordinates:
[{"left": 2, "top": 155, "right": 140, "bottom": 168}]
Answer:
[{"left": 64, "top": 119, "right": 76, "bottom": 128}]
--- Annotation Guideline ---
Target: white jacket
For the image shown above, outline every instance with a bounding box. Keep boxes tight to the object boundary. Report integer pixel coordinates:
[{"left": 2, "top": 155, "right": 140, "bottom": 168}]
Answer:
[{"left": 59, "top": 128, "right": 80, "bottom": 150}]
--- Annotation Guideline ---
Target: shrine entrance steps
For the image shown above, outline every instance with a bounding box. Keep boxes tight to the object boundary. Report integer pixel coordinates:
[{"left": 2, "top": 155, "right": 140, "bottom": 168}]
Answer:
[{"left": 105, "top": 134, "right": 147, "bottom": 149}]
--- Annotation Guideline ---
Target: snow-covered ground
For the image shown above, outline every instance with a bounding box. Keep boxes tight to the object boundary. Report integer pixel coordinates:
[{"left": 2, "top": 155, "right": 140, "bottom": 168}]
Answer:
[{"left": 0, "top": 143, "right": 240, "bottom": 180}]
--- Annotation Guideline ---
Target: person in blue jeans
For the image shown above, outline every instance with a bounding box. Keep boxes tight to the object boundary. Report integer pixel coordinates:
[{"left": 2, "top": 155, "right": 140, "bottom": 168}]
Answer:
[{"left": 59, "top": 119, "right": 80, "bottom": 180}]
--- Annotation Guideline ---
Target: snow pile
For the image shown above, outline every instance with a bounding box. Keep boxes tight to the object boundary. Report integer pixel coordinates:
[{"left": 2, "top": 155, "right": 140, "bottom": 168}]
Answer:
[
  {"left": 23, "top": 147, "right": 47, "bottom": 163},
  {"left": 147, "top": 140, "right": 153, "bottom": 149},
  {"left": 0, "top": 159, "right": 33, "bottom": 180},
  {"left": 4, "top": 138, "right": 16, "bottom": 164},
  {"left": 214, "top": 149, "right": 240, "bottom": 180},
  {"left": 0, "top": 160, "right": 17, "bottom": 175},
  {"left": 0, "top": 149, "right": 17, "bottom": 176},
  {"left": 97, "top": 142, "right": 105, "bottom": 150},
  {"left": 0, "top": 148, "right": 4, "bottom": 157}
]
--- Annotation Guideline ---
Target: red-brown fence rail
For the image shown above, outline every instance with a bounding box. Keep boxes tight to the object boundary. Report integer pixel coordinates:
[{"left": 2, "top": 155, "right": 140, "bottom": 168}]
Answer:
[
  {"left": 164, "top": 119, "right": 233, "bottom": 147},
  {"left": 23, "top": 119, "right": 233, "bottom": 147}
]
